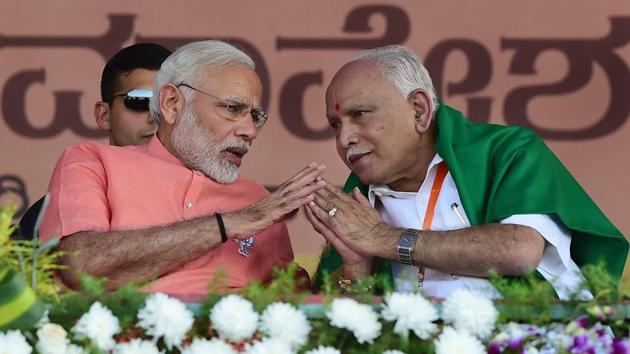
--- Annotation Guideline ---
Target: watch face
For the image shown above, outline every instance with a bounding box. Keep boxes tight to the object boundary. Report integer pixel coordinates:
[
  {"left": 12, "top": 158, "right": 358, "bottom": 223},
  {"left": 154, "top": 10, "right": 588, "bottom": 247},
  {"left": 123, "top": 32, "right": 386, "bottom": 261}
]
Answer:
[{"left": 397, "top": 230, "right": 418, "bottom": 265}]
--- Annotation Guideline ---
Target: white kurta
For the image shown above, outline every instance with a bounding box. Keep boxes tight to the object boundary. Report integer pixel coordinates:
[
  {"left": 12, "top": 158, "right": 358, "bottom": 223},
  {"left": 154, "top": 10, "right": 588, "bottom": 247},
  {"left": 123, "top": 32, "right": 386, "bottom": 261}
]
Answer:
[{"left": 367, "top": 154, "right": 589, "bottom": 300}]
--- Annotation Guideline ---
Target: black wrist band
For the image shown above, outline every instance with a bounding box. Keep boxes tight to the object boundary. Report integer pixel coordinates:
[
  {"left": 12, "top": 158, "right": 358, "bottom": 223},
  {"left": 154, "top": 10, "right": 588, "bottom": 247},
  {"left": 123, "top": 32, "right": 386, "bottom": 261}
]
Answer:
[{"left": 215, "top": 213, "right": 228, "bottom": 243}]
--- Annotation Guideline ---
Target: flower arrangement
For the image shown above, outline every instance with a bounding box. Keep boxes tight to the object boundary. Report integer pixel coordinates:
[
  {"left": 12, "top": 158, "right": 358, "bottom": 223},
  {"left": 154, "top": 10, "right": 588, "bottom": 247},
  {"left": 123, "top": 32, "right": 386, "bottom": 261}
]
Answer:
[
  {"left": 1, "top": 205, "right": 629, "bottom": 354},
  {"left": 2, "top": 270, "right": 629, "bottom": 354}
]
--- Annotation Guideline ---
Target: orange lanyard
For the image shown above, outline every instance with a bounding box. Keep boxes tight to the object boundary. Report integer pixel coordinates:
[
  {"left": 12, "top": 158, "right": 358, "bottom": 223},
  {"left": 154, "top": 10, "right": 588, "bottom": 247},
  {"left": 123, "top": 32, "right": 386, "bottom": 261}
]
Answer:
[
  {"left": 423, "top": 161, "right": 449, "bottom": 230},
  {"left": 417, "top": 161, "right": 449, "bottom": 286}
]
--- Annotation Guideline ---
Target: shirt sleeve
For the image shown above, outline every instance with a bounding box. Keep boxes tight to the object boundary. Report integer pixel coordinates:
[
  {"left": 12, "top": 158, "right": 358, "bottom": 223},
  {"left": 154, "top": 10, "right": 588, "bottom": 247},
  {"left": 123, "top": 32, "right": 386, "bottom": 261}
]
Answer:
[
  {"left": 501, "top": 213, "right": 591, "bottom": 300},
  {"left": 39, "top": 143, "right": 111, "bottom": 243}
]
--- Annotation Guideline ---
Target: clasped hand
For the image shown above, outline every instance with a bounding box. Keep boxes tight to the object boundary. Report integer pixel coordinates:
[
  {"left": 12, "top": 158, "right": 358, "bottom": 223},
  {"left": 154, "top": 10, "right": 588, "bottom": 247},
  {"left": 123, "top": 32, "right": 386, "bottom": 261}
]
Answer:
[
  {"left": 305, "top": 182, "right": 391, "bottom": 264},
  {"left": 225, "top": 162, "right": 327, "bottom": 239}
]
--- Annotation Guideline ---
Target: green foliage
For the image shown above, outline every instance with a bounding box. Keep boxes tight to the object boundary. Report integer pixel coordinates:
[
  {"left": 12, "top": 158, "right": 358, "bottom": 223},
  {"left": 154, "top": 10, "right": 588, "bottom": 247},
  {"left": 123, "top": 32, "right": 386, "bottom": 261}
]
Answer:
[
  {"left": 240, "top": 263, "right": 310, "bottom": 311},
  {"left": 581, "top": 261, "right": 621, "bottom": 302},
  {"left": 49, "top": 274, "right": 147, "bottom": 332},
  {"left": 488, "top": 270, "right": 557, "bottom": 324},
  {"left": 0, "top": 204, "right": 65, "bottom": 301}
]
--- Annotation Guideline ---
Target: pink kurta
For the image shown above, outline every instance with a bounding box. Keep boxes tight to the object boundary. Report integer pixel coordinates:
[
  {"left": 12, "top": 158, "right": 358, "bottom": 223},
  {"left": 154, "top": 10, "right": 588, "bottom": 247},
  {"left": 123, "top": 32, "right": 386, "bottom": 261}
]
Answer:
[{"left": 40, "top": 136, "right": 294, "bottom": 300}]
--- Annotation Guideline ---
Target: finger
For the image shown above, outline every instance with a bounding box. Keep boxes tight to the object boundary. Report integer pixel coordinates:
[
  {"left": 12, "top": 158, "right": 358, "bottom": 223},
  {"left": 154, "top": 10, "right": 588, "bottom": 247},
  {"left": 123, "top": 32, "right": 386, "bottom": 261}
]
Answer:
[
  {"left": 304, "top": 205, "right": 353, "bottom": 253},
  {"left": 283, "top": 179, "right": 326, "bottom": 201},
  {"left": 311, "top": 191, "right": 339, "bottom": 215},
  {"left": 280, "top": 164, "right": 326, "bottom": 193},
  {"left": 314, "top": 181, "right": 352, "bottom": 204},
  {"left": 307, "top": 199, "right": 338, "bottom": 227},
  {"left": 304, "top": 204, "right": 333, "bottom": 236},
  {"left": 352, "top": 187, "right": 371, "bottom": 207},
  {"left": 276, "top": 162, "right": 320, "bottom": 189},
  {"left": 266, "top": 181, "right": 325, "bottom": 216},
  {"left": 276, "top": 194, "right": 316, "bottom": 215}
]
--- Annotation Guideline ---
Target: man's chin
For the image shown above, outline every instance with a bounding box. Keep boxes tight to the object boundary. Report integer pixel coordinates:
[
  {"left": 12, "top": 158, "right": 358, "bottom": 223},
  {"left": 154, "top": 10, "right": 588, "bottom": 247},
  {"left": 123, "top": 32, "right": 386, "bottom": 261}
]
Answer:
[
  {"left": 206, "top": 165, "right": 239, "bottom": 184},
  {"left": 352, "top": 170, "right": 379, "bottom": 186}
]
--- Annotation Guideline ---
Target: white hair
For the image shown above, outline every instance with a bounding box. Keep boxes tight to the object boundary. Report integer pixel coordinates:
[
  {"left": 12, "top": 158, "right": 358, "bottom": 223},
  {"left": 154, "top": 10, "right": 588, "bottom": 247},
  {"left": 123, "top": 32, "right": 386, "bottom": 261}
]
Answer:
[
  {"left": 350, "top": 45, "right": 439, "bottom": 114},
  {"left": 149, "top": 40, "right": 255, "bottom": 124}
]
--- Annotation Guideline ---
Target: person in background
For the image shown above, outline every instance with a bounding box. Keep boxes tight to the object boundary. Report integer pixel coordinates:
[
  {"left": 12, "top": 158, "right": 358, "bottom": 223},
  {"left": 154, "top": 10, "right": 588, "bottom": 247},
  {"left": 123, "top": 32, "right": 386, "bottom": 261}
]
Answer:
[{"left": 94, "top": 43, "right": 171, "bottom": 146}]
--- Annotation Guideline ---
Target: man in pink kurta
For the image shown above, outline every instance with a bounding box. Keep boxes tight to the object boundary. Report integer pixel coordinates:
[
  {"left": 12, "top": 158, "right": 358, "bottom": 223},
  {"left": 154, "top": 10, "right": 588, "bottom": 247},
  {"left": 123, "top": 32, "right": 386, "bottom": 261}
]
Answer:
[
  {"left": 40, "top": 40, "right": 325, "bottom": 300},
  {"left": 41, "top": 136, "right": 295, "bottom": 299}
]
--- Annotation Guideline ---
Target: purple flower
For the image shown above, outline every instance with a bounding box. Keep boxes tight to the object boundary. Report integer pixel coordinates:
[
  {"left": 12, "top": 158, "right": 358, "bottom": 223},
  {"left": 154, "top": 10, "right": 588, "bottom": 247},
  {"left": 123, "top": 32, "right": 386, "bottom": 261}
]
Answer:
[
  {"left": 575, "top": 316, "right": 589, "bottom": 329},
  {"left": 508, "top": 338, "right": 523, "bottom": 350},
  {"left": 612, "top": 339, "right": 629, "bottom": 354},
  {"left": 569, "top": 335, "right": 596, "bottom": 354},
  {"left": 488, "top": 341, "right": 502, "bottom": 354},
  {"left": 573, "top": 335, "right": 589, "bottom": 347}
]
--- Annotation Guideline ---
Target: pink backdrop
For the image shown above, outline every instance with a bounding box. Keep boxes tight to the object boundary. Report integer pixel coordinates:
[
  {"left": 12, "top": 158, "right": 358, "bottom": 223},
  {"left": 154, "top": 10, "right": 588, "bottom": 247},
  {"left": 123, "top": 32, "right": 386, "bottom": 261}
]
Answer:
[{"left": 1, "top": 1, "right": 628, "bottom": 276}]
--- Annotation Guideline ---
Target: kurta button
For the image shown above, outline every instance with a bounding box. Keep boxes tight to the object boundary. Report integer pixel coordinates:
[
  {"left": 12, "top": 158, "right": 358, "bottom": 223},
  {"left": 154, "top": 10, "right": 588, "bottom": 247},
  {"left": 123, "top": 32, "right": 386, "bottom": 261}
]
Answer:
[{"left": 186, "top": 202, "right": 193, "bottom": 208}]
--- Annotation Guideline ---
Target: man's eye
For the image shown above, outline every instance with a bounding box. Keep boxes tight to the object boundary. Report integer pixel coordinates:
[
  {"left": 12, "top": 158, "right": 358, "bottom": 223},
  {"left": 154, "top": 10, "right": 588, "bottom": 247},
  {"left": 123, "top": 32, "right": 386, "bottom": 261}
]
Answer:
[
  {"left": 350, "top": 110, "right": 369, "bottom": 118},
  {"left": 223, "top": 103, "right": 239, "bottom": 113},
  {"left": 329, "top": 121, "right": 341, "bottom": 129}
]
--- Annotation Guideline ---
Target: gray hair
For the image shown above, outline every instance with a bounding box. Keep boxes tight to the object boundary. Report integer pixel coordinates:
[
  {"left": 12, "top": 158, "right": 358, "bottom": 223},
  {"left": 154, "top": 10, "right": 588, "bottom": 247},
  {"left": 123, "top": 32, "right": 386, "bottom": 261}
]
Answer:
[
  {"left": 149, "top": 40, "right": 255, "bottom": 124},
  {"left": 350, "top": 45, "right": 439, "bottom": 114}
]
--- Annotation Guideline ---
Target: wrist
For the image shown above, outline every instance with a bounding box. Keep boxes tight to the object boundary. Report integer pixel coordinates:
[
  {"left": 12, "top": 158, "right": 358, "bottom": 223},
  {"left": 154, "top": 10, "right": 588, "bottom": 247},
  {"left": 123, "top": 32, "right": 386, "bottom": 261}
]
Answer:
[
  {"left": 214, "top": 213, "right": 229, "bottom": 243},
  {"left": 215, "top": 211, "right": 244, "bottom": 240},
  {"left": 372, "top": 226, "right": 404, "bottom": 259},
  {"left": 396, "top": 229, "right": 421, "bottom": 266},
  {"left": 342, "top": 258, "right": 372, "bottom": 280}
]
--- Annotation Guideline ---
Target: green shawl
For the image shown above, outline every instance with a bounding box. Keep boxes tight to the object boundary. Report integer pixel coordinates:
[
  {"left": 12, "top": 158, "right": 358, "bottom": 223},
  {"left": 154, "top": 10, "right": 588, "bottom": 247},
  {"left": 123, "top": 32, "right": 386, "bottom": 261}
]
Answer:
[{"left": 313, "top": 104, "right": 628, "bottom": 290}]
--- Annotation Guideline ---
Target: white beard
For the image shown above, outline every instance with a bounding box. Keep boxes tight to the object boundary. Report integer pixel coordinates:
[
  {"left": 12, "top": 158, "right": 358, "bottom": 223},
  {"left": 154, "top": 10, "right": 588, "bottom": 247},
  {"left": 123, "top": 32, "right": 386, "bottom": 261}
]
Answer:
[{"left": 171, "top": 105, "right": 250, "bottom": 184}]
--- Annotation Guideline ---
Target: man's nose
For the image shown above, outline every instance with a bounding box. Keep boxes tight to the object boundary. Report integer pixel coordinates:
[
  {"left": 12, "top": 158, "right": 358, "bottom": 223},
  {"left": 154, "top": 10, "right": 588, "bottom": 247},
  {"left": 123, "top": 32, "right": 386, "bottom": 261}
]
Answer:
[
  {"left": 235, "top": 116, "right": 258, "bottom": 141},
  {"left": 338, "top": 123, "right": 358, "bottom": 149}
]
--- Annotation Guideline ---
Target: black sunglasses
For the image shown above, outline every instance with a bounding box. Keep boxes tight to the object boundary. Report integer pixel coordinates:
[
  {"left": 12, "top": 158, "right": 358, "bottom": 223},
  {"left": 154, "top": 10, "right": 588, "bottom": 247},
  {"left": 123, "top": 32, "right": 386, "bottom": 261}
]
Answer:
[{"left": 114, "top": 89, "right": 153, "bottom": 112}]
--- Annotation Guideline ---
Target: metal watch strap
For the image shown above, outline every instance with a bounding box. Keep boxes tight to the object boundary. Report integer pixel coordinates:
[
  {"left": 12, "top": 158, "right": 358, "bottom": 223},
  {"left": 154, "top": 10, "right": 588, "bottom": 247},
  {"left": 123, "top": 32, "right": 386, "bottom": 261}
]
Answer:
[{"left": 397, "top": 229, "right": 420, "bottom": 265}]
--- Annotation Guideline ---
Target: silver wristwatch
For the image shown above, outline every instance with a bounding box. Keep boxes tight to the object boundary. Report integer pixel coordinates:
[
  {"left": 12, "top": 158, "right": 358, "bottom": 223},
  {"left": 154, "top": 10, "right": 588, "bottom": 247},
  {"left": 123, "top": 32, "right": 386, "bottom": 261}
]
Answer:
[{"left": 397, "top": 229, "right": 420, "bottom": 265}]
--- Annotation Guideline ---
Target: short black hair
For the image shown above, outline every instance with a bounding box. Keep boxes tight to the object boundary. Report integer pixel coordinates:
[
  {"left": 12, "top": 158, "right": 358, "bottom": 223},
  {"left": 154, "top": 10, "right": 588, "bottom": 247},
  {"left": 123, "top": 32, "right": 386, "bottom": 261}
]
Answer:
[{"left": 100, "top": 43, "right": 172, "bottom": 103}]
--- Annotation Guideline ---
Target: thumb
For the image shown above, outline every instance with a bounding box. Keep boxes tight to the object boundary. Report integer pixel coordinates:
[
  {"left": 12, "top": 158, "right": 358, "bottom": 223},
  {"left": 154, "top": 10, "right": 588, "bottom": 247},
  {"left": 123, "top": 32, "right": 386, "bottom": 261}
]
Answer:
[{"left": 352, "top": 187, "right": 371, "bottom": 207}]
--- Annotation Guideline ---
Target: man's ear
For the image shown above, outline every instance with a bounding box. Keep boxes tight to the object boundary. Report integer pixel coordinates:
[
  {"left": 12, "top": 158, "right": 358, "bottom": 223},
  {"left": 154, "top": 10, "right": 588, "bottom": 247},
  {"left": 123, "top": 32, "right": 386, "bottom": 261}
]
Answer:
[
  {"left": 408, "top": 89, "right": 433, "bottom": 134},
  {"left": 94, "top": 102, "right": 111, "bottom": 130},
  {"left": 159, "top": 84, "right": 184, "bottom": 126}
]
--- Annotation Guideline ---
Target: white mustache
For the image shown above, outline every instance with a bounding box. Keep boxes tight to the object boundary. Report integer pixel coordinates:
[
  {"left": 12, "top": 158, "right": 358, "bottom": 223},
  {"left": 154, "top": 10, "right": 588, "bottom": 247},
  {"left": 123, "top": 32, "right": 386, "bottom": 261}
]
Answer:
[{"left": 222, "top": 139, "right": 251, "bottom": 152}]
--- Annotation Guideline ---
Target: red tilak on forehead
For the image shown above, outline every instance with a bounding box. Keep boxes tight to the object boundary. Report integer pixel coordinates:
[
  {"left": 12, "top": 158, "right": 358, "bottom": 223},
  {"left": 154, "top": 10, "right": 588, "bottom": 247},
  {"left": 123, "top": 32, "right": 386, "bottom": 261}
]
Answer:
[{"left": 335, "top": 103, "right": 340, "bottom": 112}]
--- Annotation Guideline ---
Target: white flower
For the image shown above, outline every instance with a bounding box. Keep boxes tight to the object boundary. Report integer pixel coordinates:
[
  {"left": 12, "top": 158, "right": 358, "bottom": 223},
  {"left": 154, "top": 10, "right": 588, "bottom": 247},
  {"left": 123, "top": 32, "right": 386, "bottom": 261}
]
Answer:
[
  {"left": 243, "top": 338, "right": 293, "bottom": 354},
  {"left": 36, "top": 323, "right": 69, "bottom": 354},
  {"left": 259, "top": 302, "right": 311, "bottom": 349},
  {"left": 381, "top": 292, "right": 438, "bottom": 339},
  {"left": 441, "top": 288, "right": 498, "bottom": 339},
  {"left": 434, "top": 327, "right": 485, "bottom": 354},
  {"left": 0, "top": 330, "right": 32, "bottom": 354},
  {"left": 326, "top": 298, "right": 382, "bottom": 344},
  {"left": 383, "top": 351, "right": 406, "bottom": 354},
  {"left": 136, "top": 293, "right": 194, "bottom": 349},
  {"left": 71, "top": 302, "right": 120, "bottom": 351},
  {"left": 35, "top": 309, "right": 50, "bottom": 328},
  {"left": 114, "top": 339, "right": 163, "bottom": 354},
  {"left": 304, "top": 346, "right": 340, "bottom": 354},
  {"left": 181, "top": 338, "right": 237, "bottom": 354},
  {"left": 210, "top": 294, "right": 259, "bottom": 343},
  {"left": 64, "top": 344, "right": 85, "bottom": 354}
]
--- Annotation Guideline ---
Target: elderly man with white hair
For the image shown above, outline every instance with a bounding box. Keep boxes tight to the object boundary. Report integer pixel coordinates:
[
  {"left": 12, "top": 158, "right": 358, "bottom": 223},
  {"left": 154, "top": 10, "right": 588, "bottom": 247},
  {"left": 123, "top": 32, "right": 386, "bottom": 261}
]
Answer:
[
  {"left": 40, "top": 40, "right": 326, "bottom": 300},
  {"left": 309, "top": 45, "right": 627, "bottom": 299}
]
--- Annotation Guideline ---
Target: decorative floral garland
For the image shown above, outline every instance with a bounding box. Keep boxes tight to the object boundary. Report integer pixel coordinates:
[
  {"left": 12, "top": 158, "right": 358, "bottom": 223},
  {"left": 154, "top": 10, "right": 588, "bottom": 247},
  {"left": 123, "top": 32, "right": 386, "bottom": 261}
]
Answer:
[
  {"left": 1, "top": 288, "right": 628, "bottom": 354},
  {"left": 1, "top": 205, "right": 628, "bottom": 354}
]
